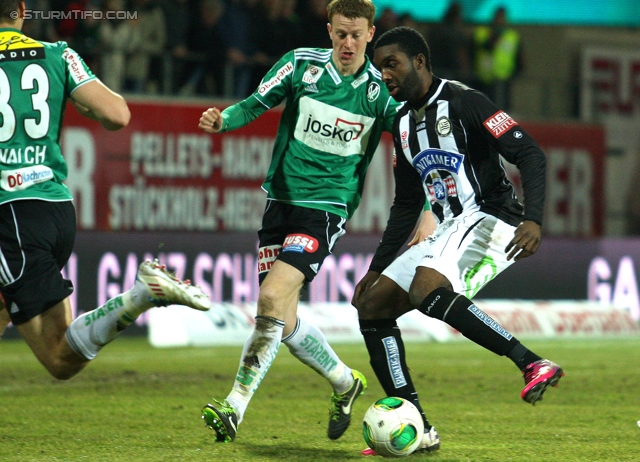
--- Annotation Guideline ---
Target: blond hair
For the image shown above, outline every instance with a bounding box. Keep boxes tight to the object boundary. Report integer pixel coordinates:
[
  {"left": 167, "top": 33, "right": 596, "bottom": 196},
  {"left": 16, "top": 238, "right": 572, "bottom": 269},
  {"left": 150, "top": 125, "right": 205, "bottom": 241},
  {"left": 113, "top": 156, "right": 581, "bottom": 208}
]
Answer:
[{"left": 327, "top": 0, "right": 376, "bottom": 28}]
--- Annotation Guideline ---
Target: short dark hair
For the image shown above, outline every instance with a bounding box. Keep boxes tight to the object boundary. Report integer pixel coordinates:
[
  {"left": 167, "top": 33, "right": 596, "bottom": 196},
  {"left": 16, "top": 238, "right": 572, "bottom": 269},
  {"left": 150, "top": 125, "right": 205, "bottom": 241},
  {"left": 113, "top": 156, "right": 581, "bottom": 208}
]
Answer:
[
  {"left": 374, "top": 26, "right": 432, "bottom": 72},
  {"left": 0, "top": 0, "right": 20, "bottom": 22}
]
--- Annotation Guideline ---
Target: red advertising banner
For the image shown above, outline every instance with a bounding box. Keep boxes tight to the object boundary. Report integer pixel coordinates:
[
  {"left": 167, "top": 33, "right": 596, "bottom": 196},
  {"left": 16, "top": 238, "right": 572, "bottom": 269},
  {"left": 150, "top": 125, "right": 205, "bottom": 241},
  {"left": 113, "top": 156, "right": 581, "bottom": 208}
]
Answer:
[
  {"left": 580, "top": 47, "right": 640, "bottom": 120},
  {"left": 521, "top": 122, "right": 606, "bottom": 236},
  {"left": 62, "top": 98, "right": 605, "bottom": 235}
]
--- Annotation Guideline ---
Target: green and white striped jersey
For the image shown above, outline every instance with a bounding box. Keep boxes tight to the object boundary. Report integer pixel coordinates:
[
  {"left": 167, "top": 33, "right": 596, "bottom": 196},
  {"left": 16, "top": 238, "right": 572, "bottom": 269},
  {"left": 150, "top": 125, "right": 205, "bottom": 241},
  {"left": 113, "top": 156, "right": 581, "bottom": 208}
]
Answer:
[
  {"left": 0, "top": 28, "right": 96, "bottom": 205},
  {"left": 221, "top": 48, "right": 401, "bottom": 220}
]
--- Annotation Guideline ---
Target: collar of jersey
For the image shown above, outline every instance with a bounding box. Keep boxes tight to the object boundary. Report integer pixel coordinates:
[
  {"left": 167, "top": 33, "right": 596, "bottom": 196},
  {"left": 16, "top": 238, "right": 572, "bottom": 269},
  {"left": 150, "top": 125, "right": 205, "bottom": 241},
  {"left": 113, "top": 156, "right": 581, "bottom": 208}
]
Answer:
[
  {"left": 328, "top": 54, "right": 370, "bottom": 82},
  {"left": 410, "top": 75, "right": 443, "bottom": 111}
]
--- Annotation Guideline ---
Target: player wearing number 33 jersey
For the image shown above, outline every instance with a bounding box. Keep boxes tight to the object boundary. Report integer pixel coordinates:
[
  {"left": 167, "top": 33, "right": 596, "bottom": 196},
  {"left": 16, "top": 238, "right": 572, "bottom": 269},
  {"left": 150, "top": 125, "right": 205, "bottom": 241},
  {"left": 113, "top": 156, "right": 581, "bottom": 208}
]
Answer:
[
  {"left": 0, "top": 2, "right": 213, "bottom": 388},
  {"left": 0, "top": 27, "right": 96, "bottom": 204}
]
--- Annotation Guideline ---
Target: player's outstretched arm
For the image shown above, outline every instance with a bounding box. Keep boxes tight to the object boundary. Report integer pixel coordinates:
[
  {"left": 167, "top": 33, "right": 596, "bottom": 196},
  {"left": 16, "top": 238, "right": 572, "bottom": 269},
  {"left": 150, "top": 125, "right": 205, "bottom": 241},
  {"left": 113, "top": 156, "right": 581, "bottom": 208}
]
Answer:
[
  {"left": 505, "top": 220, "right": 542, "bottom": 261},
  {"left": 70, "top": 80, "right": 130, "bottom": 131},
  {"left": 198, "top": 107, "right": 224, "bottom": 134}
]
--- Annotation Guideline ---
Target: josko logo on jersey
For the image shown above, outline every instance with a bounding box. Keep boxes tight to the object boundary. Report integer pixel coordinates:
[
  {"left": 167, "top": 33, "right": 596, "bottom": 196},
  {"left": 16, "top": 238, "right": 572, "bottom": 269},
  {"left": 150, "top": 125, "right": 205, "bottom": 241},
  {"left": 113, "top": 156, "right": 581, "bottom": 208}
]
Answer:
[
  {"left": 483, "top": 110, "right": 519, "bottom": 138},
  {"left": 412, "top": 149, "right": 464, "bottom": 181},
  {"left": 282, "top": 234, "right": 319, "bottom": 254},
  {"left": 295, "top": 97, "right": 375, "bottom": 156}
]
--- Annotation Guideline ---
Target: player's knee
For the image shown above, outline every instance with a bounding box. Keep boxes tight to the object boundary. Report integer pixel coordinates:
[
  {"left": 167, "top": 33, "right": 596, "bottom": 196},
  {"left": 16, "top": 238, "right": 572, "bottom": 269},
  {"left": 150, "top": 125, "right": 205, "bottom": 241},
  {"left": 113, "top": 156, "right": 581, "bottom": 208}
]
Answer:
[
  {"left": 408, "top": 286, "right": 430, "bottom": 309},
  {"left": 355, "top": 291, "right": 400, "bottom": 320},
  {"left": 354, "top": 291, "right": 379, "bottom": 318},
  {"left": 257, "top": 288, "right": 285, "bottom": 318}
]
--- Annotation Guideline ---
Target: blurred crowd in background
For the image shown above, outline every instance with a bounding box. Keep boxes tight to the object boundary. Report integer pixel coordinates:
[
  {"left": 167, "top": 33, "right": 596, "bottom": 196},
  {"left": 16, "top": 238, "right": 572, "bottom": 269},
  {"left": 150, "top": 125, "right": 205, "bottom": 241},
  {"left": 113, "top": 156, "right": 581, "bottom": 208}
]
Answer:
[{"left": 22, "top": 0, "right": 523, "bottom": 108}]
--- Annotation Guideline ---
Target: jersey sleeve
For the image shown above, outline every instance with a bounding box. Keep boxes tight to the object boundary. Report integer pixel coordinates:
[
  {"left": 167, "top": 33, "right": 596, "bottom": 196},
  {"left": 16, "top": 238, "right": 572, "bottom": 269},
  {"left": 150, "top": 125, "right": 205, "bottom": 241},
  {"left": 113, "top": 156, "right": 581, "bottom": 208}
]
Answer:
[
  {"left": 251, "top": 50, "right": 296, "bottom": 109},
  {"left": 369, "top": 129, "right": 425, "bottom": 273},
  {"left": 459, "top": 90, "right": 546, "bottom": 225},
  {"left": 60, "top": 45, "right": 96, "bottom": 95},
  {"left": 219, "top": 96, "right": 270, "bottom": 132}
]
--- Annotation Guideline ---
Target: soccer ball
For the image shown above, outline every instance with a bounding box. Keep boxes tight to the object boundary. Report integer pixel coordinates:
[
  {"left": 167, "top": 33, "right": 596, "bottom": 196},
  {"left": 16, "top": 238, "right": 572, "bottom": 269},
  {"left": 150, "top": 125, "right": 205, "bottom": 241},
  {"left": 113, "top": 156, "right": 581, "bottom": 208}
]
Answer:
[{"left": 362, "top": 397, "right": 424, "bottom": 457}]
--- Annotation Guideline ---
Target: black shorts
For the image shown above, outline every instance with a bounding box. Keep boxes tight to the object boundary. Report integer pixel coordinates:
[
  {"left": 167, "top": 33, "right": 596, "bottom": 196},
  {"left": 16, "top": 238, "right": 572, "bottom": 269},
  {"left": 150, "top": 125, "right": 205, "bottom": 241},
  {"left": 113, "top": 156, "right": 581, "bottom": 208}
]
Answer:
[
  {"left": 257, "top": 201, "right": 346, "bottom": 283},
  {"left": 0, "top": 200, "right": 76, "bottom": 325}
]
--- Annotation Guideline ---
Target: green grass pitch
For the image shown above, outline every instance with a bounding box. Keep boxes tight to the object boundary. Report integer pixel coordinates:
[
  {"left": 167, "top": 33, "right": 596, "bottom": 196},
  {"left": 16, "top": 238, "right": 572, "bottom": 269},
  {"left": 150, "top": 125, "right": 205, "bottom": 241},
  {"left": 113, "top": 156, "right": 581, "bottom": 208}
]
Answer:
[{"left": 1, "top": 336, "right": 639, "bottom": 461}]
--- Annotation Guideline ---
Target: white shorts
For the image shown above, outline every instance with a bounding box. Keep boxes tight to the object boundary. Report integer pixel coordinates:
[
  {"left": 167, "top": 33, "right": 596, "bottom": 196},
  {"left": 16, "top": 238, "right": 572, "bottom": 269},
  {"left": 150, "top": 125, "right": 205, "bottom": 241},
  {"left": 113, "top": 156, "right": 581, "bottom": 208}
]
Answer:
[{"left": 382, "top": 210, "right": 517, "bottom": 299}]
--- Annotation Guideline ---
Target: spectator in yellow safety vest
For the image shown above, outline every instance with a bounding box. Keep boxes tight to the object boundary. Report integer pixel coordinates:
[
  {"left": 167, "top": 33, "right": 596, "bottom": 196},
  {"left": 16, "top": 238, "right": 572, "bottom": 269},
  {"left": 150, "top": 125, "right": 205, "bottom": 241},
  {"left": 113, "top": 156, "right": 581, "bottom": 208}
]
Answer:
[{"left": 473, "top": 6, "right": 523, "bottom": 110}]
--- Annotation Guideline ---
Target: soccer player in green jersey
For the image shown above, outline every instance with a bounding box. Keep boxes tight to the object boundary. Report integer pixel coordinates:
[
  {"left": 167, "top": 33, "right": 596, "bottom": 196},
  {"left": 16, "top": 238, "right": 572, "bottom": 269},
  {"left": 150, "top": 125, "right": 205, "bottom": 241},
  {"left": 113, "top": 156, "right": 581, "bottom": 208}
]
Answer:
[
  {"left": 198, "top": 0, "right": 402, "bottom": 443},
  {"left": 0, "top": 1, "right": 212, "bottom": 379}
]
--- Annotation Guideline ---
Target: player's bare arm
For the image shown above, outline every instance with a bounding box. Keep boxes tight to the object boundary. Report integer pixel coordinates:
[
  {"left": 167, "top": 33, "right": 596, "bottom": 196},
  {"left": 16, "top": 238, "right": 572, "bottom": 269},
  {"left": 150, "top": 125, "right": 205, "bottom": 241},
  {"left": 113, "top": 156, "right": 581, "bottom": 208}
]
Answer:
[
  {"left": 505, "top": 220, "right": 542, "bottom": 261},
  {"left": 70, "top": 80, "right": 130, "bottom": 131},
  {"left": 199, "top": 107, "right": 224, "bottom": 133},
  {"left": 407, "top": 210, "right": 437, "bottom": 246}
]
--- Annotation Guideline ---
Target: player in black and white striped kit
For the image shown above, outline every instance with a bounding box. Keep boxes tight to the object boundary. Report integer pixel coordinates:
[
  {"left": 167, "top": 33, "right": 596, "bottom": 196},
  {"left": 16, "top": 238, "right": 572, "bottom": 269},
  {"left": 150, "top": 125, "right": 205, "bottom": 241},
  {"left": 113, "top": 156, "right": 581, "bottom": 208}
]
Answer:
[{"left": 353, "top": 26, "right": 564, "bottom": 454}]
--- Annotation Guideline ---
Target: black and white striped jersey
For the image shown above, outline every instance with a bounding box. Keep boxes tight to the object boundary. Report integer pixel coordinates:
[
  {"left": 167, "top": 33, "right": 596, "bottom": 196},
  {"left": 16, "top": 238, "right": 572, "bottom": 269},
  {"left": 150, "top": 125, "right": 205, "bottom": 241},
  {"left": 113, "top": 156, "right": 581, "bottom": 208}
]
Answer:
[{"left": 369, "top": 77, "right": 546, "bottom": 272}]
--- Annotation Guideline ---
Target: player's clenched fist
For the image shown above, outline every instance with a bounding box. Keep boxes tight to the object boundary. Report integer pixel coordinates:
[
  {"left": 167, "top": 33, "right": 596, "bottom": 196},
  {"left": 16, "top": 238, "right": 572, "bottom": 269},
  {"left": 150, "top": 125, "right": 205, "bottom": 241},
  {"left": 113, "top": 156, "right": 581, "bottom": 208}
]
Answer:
[{"left": 199, "top": 107, "right": 224, "bottom": 133}]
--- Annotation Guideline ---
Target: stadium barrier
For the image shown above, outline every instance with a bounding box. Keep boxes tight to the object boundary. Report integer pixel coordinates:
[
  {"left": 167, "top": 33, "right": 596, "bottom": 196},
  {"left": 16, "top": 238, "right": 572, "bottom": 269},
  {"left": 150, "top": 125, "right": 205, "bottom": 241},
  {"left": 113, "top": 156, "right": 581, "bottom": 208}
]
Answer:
[{"left": 148, "top": 300, "right": 639, "bottom": 348}]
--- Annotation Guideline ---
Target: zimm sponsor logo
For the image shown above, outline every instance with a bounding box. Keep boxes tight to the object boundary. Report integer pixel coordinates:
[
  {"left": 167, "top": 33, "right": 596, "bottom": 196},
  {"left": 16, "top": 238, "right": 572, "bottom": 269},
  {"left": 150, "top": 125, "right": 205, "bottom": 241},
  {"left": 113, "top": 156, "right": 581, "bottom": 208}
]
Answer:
[
  {"left": 258, "top": 62, "right": 293, "bottom": 95},
  {"left": 302, "top": 114, "right": 365, "bottom": 142},
  {"left": 413, "top": 149, "right": 464, "bottom": 180},
  {"left": 484, "top": 110, "right": 518, "bottom": 138}
]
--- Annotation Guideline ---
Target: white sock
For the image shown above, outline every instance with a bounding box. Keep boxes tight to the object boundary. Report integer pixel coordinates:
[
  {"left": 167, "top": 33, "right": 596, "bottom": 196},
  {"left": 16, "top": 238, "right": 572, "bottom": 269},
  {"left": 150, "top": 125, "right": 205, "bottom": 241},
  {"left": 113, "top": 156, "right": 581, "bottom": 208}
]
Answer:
[
  {"left": 226, "top": 316, "right": 285, "bottom": 424},
  {"left": 283, "top": 317, "right": 353, "bottom": 393},
  {"left": 66, "top": 281, "right": 153, "bottom": 360}
]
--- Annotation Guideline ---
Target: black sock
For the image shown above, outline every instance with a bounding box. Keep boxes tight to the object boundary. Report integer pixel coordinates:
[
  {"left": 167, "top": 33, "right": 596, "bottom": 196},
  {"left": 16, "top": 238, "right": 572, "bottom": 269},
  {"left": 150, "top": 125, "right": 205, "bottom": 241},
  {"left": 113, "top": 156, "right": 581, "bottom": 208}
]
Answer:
[
  {"left": 419, "top": 288, "right": 520, "bottom": 356},
  {"left": 506, "top": 343, "right": 543, "bottom": 371},
  {"left": 359, "top": 318, "right": 431, "bottom": 430}
]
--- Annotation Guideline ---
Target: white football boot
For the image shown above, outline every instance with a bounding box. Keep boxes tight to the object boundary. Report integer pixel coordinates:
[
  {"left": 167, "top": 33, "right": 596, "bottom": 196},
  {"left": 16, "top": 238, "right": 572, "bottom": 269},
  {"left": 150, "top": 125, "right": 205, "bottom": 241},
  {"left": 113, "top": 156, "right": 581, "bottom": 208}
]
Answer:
[{"left": 136, "top": 259, "right": 212, "bottom": 311}]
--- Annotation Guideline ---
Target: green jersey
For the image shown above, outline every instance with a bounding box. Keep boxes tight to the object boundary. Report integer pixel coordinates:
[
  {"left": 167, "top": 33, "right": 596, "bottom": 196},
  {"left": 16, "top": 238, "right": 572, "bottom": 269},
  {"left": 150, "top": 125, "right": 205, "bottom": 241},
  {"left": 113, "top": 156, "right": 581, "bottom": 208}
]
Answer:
[
  {"left": 220, "top": 48, "right": 401, "bottom": 220},
  {"left": 0, "top": 28, "right": 95, "bottom": 205}
]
